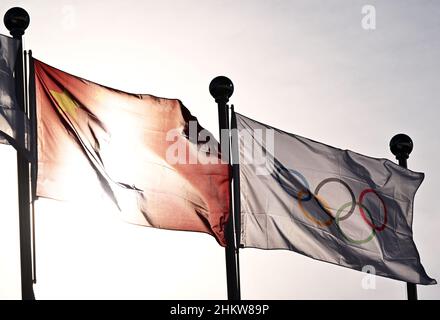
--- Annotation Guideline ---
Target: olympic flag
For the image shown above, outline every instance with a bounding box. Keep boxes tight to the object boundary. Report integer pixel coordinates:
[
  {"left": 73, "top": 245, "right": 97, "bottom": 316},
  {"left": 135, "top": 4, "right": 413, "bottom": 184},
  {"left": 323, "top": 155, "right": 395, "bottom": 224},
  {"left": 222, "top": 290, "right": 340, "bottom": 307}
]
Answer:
[{"left": 234, "top": 112, "right": 436, "bottom": 285}]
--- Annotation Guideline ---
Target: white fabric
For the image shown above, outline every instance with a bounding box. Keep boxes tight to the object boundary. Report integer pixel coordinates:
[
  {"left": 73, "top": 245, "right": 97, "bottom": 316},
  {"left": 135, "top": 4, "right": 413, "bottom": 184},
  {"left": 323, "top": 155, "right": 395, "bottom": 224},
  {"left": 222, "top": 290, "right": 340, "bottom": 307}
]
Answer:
[
  {"left": 0, "top": 34, "right": 29, "bottom": 154},
  {"left": 236, "top": 112, "right": 435, "bottom": 285}
]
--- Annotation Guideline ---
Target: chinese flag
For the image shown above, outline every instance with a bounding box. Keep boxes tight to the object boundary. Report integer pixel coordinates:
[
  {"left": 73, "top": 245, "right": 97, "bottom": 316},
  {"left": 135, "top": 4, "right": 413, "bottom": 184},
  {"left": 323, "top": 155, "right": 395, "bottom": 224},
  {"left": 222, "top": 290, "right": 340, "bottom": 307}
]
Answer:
[{"left": 34, "top": 59, "right": 230, "bottom": 245}]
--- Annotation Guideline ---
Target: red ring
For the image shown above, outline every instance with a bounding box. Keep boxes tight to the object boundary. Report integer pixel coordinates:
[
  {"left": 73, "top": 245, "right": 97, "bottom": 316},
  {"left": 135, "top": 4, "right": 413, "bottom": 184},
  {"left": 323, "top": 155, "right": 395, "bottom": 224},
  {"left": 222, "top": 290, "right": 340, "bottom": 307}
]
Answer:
[{"left": 358, "top": 189, "right": 387, "bottom": 232}]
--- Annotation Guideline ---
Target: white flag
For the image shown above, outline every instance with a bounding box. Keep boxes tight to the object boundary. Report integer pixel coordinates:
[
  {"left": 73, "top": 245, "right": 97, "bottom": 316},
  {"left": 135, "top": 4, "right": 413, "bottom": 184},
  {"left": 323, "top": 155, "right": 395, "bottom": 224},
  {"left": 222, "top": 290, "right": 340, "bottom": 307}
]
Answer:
[
  {"left": 0, "top": 33, "right": 29, "bottom": 153},
  {"left": 235, "top": 112, "right": 435, "bottom": 285}
]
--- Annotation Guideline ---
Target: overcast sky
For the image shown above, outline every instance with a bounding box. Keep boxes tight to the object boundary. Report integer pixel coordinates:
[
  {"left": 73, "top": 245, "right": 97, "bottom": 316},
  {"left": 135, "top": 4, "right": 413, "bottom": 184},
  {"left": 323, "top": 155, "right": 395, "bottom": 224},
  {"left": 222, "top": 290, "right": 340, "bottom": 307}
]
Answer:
[{"left": 0, "top": 0, "right": 439, "bottom": 299}]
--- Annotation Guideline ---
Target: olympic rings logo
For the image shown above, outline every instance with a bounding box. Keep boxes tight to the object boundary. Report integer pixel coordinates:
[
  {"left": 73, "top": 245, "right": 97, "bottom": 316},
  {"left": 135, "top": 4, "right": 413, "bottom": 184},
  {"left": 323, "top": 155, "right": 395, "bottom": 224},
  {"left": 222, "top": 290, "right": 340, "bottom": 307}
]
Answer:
[{"left": 273, "top": 167, "right": 388, "bottom": 244}]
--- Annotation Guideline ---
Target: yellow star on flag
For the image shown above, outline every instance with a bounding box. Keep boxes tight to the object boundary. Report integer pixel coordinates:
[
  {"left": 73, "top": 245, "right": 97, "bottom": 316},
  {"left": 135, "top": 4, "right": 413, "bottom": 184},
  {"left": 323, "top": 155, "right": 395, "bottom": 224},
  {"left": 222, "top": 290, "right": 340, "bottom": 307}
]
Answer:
[{"left": 50, "top": 89, "right": 79, "bottom": 119}]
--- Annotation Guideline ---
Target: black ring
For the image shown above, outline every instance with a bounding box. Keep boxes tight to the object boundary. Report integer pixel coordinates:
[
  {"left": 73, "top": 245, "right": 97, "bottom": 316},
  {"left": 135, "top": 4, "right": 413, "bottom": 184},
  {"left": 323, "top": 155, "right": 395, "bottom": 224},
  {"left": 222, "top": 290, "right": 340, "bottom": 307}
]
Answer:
[{"left": 314, "top": 177, "right": 356, "bottom": 221}]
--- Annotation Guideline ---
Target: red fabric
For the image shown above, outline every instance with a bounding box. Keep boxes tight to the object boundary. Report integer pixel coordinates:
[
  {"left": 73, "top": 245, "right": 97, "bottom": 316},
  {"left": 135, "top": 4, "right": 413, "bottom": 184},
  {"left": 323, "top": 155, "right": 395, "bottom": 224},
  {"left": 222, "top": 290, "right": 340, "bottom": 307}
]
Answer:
[{"left": 35, "top": 59, "right": 230, "bottom": 246}]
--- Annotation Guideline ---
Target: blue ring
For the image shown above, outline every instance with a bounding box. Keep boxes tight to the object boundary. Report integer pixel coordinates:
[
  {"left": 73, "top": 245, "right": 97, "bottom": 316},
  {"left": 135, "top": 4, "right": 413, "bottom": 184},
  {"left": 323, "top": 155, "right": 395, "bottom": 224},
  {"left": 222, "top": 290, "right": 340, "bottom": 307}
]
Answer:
[{"left": 275, "top": 168, "right": 311, "bottom": 201}]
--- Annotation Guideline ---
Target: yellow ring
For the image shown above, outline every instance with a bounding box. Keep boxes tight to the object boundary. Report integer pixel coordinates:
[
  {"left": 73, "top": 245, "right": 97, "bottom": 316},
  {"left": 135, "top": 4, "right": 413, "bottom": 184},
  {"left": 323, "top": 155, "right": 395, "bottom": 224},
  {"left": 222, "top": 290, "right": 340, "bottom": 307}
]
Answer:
[{"left": 298, "top": 190, "right": 333, "bottom": 227}]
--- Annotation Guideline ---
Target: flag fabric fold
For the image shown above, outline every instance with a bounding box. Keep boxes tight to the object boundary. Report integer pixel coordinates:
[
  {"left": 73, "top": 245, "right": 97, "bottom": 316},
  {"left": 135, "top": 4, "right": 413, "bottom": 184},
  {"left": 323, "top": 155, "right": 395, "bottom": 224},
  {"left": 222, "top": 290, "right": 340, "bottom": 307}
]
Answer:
[
  {"left": 0, "top": 33, "right": 30, "bottom": 154},
  {"left": 235, "top": 112, "right": 435, "bottom": 285},
  {"left": 34, "top": 59, "right": 230, "bottom": 246}
]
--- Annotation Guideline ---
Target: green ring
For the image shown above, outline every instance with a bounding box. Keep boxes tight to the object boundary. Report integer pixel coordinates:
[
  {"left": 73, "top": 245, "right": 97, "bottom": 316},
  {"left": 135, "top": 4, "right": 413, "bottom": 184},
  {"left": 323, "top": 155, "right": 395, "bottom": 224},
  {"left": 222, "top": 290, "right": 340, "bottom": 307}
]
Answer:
[{"left": 335, "top": 202, "right": 376, "bottom": 245}]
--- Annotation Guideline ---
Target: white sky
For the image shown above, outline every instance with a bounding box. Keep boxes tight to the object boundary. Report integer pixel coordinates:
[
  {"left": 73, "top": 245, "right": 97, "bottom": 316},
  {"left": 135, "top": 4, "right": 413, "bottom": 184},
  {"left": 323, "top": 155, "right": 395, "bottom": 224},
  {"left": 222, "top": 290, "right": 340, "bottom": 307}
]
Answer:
[{"left": 0, "top": 0, "right": 439, "bottom": 299}]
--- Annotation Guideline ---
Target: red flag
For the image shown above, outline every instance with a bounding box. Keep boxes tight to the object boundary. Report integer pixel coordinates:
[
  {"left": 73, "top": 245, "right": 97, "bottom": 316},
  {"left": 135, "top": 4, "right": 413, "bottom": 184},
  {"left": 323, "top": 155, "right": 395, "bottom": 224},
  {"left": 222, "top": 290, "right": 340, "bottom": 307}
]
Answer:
[{"left": 34, "top": 59, "right": 230, "bottom": 245}]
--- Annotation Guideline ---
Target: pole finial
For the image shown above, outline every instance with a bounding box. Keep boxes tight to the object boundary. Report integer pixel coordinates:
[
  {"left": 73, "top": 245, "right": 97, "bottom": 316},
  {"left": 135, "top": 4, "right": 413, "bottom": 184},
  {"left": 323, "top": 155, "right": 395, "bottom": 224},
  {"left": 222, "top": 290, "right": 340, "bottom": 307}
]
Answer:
[
  {"left": 209, "top": 76, "right": 234, "bottom": 103},
  {"left": 4, "top": 7, "right": 30, "bottom": 38},
  {"left": 390, "top": 133, "right": 413, "bottom": 160}
]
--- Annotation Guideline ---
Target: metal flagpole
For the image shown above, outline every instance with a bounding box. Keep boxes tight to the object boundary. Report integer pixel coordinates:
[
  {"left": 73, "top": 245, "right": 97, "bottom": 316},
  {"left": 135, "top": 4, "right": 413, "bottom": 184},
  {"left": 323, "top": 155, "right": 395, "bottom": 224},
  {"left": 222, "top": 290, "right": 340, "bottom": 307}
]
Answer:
[
  {"left": 209, "top": 76, "right": 241, "bottom": 300},
  {"left": 389, "top": 133, "right": 418, "bottom": 301},
  {"left": 230, "top": 105, "right": 242, "bottom": 252},
  {"left": 3, "top": 7, "right": 35, "bottom": 300},
  {"left": 28, "top": 50, "right": 38, "bottom": 284}
]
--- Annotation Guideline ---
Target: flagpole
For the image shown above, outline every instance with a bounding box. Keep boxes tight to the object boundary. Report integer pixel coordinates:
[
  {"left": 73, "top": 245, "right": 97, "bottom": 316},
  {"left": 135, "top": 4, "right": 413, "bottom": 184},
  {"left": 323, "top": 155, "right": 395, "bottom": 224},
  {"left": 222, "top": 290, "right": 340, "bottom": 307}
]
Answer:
[
  {"left": 390, "top": 133, "right": 417, "bottom": 301},
  {"left": 230, "top": 105, "right": 242, "bottom": 255},
  {"left": 209, "top": 76, "right": 241, "bottom": 300},
  {"left": 28, "top": 50, "right": 38, "bottom": 284},
  {"left": 4, "top": 7, "right": 35, "bottom": 300}
]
